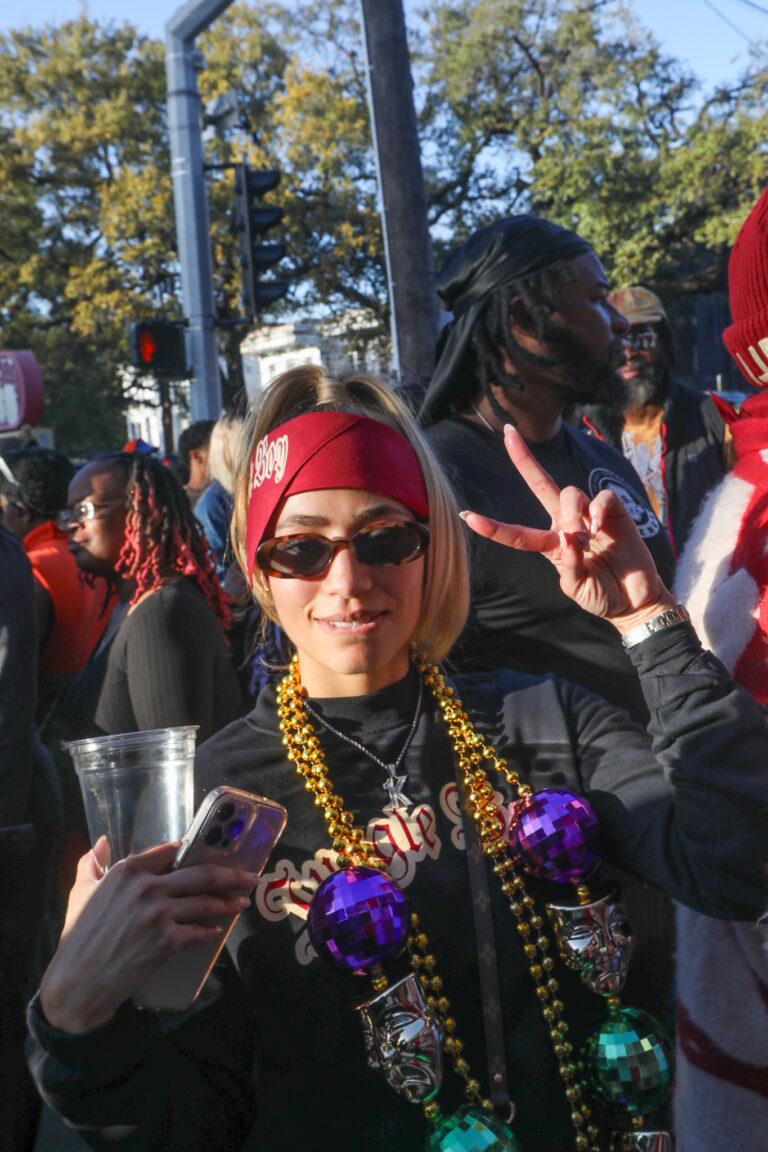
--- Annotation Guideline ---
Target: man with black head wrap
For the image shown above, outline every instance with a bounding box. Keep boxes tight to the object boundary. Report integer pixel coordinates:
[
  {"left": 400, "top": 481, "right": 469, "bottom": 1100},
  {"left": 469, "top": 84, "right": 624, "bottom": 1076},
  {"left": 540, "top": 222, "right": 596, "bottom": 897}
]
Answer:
[{"left": 422, "top": 215, "right": 675, "bottom": 727}]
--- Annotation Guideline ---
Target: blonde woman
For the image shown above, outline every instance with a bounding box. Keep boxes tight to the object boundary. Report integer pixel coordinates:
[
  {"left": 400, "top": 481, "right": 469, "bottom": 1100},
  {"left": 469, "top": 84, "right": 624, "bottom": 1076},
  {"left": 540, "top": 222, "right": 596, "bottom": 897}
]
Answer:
[{"left": 31, "top": 367, "right": 768, "bottom": 1152}]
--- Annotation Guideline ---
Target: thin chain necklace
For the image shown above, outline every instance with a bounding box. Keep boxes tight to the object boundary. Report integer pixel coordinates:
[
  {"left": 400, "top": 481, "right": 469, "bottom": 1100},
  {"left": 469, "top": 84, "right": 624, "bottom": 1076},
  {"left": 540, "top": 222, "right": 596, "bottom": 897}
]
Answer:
[
  {"left": 303, "top": 679, "right": 423, "bottom": 811},
  {"left": 471, "top": 402, "right": 498, "bottom": 434}
]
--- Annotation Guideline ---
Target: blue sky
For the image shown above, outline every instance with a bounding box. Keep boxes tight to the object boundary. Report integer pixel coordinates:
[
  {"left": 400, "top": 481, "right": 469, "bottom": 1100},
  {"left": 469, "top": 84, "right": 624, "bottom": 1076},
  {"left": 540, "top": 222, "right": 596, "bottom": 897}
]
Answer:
[{"left": 2, "top": 0, "right": 768, "bottom": 93}]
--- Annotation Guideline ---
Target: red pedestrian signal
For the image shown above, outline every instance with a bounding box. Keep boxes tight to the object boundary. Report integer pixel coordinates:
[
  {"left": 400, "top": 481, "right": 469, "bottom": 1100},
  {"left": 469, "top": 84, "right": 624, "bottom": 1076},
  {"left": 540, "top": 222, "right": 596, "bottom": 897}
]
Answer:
[
  {"left": 129, "top": 321, "right": 187, "bottom": 377},
  {"left": 138, "top": 328, "right": 159, "bottom": 365}
]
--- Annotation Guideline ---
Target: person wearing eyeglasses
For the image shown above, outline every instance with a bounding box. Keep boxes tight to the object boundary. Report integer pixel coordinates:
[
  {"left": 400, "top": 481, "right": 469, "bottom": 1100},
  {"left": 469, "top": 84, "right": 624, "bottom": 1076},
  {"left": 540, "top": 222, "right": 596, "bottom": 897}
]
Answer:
[
  {"left": 583, "top": 287, "right": 727, "bottom": 559},
  {"left": 27, "top": 365, "right": 768, "bottom": 1152},
  {"left": 58, "top": 451, "right": 243, "bottom": 749},
  {"left": 0, "top": 448, "right": 111, "bottom": 718}
]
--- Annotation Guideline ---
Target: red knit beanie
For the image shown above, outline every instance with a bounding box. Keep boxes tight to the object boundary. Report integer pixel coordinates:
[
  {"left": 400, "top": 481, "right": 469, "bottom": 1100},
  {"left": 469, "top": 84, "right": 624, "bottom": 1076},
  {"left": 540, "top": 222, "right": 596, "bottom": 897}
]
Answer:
[{"left": 723, "top": 187, "right": 768, "bottom": 387}]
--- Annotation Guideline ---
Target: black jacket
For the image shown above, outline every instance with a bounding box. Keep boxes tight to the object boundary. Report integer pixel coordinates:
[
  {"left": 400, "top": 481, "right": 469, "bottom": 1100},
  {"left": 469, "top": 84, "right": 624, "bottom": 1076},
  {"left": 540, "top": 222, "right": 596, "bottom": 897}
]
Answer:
[
  {"left": 27, "top": 627, "right": 768, "bottom": 1152},
  {"left": 584, "top": 376, "right": 726, "bottom": 557}
]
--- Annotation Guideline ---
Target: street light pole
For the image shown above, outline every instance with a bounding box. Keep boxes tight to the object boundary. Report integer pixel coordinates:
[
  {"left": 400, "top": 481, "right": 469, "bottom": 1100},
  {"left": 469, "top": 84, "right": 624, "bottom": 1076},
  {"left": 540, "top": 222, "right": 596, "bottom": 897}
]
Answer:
[{"left": 165, "top": 0, "right": 233, "bottom": 421}]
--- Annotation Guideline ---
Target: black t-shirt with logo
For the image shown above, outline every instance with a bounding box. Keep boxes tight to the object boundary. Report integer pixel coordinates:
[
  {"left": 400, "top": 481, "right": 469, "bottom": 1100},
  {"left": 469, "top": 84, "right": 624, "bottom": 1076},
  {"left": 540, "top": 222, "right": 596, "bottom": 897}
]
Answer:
[{"left": 427, "top": 417, "right": 676, "bottom": 724}]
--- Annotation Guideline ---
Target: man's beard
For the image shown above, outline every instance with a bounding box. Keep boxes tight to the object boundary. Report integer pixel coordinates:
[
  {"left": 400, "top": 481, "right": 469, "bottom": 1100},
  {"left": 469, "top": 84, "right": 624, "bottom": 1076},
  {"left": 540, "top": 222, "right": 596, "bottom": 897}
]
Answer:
[
  {"left": 623, "top": 362, "right": 666, "bottom": 409},
  {"left": 533, "top": 318, "right": 629, "bottom": 408}
]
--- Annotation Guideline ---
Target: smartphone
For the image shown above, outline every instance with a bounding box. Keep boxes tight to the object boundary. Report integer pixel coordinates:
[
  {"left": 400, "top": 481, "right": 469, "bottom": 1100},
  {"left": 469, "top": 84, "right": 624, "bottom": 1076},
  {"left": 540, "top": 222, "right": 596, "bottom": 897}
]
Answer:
[{"left": 133, "top": 787, "right": 287, "bottom": 1012}]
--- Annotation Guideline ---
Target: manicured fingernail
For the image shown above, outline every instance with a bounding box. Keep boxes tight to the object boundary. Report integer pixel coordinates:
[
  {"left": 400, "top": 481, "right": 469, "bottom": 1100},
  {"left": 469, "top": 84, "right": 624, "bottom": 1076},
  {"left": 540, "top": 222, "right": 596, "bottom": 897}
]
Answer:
[
  {"left": 459, "top": 510, "right": 469, "bottom": 521},
  {"left": 238, "top": 895, "right": 251, "bottom": 909},
  {"left": 559, "top": 530, "right": 567, "bottom": 550},
  {"left": 503, "top": 424, "right": 515, "bottom": 435},
  {"left": 589, "top": 517, "right": 599, "bottom": 536}
]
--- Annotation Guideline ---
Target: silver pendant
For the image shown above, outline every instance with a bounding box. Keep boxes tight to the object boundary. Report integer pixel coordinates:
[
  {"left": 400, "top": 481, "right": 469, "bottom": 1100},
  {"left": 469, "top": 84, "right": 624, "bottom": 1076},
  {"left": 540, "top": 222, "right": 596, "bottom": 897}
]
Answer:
[
  {"left": 617, "top": 1132, "right": 674, "bottom": 1151},
  {"left": 357, "top": 972, "right": 443, "bottom": 1103},
  {"left": 384, "top": 770, "right": 413, "bottom": 810},
  {"left": 546, "top": 892, "right": 634, "bottom": 996}
]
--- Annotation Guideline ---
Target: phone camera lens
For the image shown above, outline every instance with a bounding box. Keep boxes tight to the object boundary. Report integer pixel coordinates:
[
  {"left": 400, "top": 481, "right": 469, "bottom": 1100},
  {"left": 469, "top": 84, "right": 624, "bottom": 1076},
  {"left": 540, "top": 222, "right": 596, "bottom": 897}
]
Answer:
[
  {"left": 225, "top": 818, "right": 245, "bottom": 841},
  {"left": 216, "top": 802, "right": 235, "bottom": 822},
  {"left": 204, "top": 824, "right": 223, "bottom": 846}
]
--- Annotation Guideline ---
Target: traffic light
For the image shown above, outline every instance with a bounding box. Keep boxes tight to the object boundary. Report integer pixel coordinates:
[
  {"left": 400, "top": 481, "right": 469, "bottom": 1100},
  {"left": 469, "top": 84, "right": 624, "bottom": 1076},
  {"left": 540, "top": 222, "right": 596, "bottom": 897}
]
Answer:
[
  {"left": 129, "top": 320, "right": 187, "bottom": 378},
  {"left": 233, "top": 162, "right": 288, "bottom": 318}
]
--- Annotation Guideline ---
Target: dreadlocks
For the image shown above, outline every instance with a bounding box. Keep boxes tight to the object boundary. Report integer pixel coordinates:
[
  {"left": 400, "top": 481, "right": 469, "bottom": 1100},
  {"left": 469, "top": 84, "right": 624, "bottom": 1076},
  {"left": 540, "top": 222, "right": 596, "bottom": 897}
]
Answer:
[
  {"left": 467, "top": 260, "right": 578, "bottom": 405},
  {"left": 104, "top": 453, "right": 230, "bottom": 629}
]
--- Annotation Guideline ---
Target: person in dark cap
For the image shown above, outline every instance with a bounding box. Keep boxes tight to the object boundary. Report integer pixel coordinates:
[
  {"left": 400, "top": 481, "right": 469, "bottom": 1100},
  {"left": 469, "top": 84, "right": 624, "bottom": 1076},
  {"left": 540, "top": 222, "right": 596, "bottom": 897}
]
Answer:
[
  {"left": 582, "top": 286, "right": 727, "bottom": 559},
  {"left": 422, "top": 215, "right": 675, "bottom": 727}
]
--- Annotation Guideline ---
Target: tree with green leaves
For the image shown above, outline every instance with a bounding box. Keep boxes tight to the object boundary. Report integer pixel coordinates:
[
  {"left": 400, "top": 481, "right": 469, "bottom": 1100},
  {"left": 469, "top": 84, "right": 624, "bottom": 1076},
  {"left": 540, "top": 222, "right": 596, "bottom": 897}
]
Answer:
[{"left": 2, "top": 0, "right": 768, "bottom": 451}]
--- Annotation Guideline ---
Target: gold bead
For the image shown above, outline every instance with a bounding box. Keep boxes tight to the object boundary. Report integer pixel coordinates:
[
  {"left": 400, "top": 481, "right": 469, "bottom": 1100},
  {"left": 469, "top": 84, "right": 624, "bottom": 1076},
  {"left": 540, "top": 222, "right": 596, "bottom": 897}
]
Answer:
[
  {"left": 517, "top": 922, "right": 531, "bottom": 937},
  {"left": 370, "top": 972, "right": 388, "bottom": 992},
  {"left": 430, "top": 976, "right": 442, "bottom": 992},
  {"left": 465, "top": 1078, "right": 481, "bottom": 1098},
  {"left": 523, "top": 943, "right": 537, "bottom": 959},
  {"left": 547, "top": 977, "right": 559, "bottom": 993},
  {"left": 444, "top": 1017, "right": 456, "bottom": 1034},
  {"left": 455, "top": 1058, "right": 470, "bottom": 1076},
  {"left": 535, "top": 986, "right": 549, "bottom": 1001},
  {"left": 422, "top": 954, "right": 436, "bottom": 971},
  {"left": 530, "top": 964, "right": 543, "bottom": 980},
  {"left": 437, "top": 996, "right": 450, "bottom": 1014},
  {"left": 410, "top": 913, "right": 420, "bottom": 928},
  {"left": 444, "top": 1036, "right": 457, "bottom": 1053},
  {"left": 423, "top": 1100, "right": 441, "bottom": 1121}
]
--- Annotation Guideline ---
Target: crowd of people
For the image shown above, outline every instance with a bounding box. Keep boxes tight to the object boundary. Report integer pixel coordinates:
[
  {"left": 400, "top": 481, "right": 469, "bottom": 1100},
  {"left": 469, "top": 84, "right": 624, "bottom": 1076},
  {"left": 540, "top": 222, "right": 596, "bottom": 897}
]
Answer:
[{"left": 3, "top": 189, "right": 768, "bottom": 1152}]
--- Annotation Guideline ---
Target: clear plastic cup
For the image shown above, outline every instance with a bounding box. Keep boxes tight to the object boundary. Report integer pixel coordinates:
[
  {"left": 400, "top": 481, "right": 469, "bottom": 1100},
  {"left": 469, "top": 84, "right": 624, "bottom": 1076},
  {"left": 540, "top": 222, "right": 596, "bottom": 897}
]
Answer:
[{"left": 66, "top": 727, "right": 197, "bottom": 865}]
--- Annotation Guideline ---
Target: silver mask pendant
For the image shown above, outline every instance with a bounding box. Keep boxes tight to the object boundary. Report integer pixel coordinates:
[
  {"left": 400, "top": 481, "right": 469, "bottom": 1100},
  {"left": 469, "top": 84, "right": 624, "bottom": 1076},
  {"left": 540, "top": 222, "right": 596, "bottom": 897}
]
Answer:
[
  {"left": 546, "top": 892, "right": 634, "bottom": 996},
  {"left": 357, "top": 972, "right": 443, "bottom": 1103},
  {"left": 617, "top": 1132, "right": 674, "bottom": 1151}
]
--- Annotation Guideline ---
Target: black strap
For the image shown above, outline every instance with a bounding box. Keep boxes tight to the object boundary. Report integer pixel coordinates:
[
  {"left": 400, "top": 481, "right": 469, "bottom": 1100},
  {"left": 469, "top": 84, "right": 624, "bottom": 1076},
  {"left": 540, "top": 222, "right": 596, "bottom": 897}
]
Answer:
[{"left": 456, "top": 769, "right": 513, "bottom": 1120}]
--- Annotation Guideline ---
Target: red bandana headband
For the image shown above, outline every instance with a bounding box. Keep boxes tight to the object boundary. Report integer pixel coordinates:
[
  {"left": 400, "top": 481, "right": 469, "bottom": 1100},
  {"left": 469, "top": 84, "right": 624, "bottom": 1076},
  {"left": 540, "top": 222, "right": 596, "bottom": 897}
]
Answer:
[{"left": 245, "top": 411, "right": 430, "bottom": 578}]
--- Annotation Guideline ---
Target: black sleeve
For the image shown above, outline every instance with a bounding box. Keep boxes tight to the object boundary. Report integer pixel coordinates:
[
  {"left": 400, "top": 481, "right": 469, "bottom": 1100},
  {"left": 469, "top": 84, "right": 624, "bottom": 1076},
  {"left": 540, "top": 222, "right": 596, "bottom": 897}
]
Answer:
[
  {"left": 0, "top": 530, "right": 37, "bottom": 828},
  {"left": 100, "top": 588, "right": 239, "bottom": 742},
  {"left": 26, "top": 966, "right": 258, "bottom": 1152},
  {"left": 564, "top": 624, "right": 768, "bottom": 919}
]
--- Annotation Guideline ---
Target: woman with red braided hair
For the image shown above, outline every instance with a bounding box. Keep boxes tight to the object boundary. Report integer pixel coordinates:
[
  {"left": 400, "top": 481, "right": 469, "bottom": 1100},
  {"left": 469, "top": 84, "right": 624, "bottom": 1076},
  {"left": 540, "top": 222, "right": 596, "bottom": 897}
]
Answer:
[{"left": 59, "top": 450, "right": 242, "bottom": 743}]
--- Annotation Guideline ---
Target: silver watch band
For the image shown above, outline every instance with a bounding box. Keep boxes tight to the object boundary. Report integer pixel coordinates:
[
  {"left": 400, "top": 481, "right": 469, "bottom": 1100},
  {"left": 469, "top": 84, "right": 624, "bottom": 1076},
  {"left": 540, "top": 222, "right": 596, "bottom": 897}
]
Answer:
[{"left": 620, "top": 604, "right": 690, "bottom": 650}]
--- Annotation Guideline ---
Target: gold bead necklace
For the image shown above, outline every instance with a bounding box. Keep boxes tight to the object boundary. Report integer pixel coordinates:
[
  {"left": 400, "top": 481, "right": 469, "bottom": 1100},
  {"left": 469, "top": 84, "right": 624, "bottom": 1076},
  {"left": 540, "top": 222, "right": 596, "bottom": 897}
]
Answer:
[{"left": 276, "top": 655, "right": 600, "bottom": 1150}]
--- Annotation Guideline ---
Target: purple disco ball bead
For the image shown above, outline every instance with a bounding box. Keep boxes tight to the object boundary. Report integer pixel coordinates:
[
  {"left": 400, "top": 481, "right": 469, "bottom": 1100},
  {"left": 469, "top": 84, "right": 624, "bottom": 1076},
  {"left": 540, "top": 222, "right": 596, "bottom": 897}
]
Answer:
[
  {"left": 307, "top": 865, "right": 409, "bottom": 972},
  {"left": 509, "top": 789, "right": 599, "bottom": 883}
]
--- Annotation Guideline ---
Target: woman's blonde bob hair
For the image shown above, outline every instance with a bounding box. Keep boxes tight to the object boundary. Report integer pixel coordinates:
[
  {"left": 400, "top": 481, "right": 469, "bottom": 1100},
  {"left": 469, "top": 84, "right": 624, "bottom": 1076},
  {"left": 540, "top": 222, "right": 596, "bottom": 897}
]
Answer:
[{"left": 231, "top": 365, "right": 470, "bottom": 665}]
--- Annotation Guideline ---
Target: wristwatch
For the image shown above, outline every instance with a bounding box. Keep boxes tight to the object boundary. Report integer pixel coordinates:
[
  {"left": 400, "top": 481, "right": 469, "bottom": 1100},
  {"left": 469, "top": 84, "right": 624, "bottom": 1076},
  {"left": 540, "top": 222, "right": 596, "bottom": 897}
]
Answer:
[{"left": 620, "top": 604, "right": 690, "bottom": 650}]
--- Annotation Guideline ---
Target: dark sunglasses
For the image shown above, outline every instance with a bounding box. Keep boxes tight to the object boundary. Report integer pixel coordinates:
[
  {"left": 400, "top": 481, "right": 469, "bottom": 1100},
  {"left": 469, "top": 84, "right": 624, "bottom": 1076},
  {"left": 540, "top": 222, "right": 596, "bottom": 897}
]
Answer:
[
  {"left": 626, "top": 327, "right": 659, "bottom": 352},
  {"left": 257, "top": 521, "right": 430, "bottom": 579}
]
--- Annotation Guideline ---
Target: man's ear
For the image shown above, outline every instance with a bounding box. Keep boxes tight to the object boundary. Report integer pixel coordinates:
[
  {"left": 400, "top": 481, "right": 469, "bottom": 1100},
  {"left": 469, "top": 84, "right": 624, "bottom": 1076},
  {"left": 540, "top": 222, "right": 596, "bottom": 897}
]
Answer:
[
  {"left": 509, "top": 295, "right": 535, "bottom": 335},
  {"left": 189, "top": 448, "right": 206, "bottom": 466}
]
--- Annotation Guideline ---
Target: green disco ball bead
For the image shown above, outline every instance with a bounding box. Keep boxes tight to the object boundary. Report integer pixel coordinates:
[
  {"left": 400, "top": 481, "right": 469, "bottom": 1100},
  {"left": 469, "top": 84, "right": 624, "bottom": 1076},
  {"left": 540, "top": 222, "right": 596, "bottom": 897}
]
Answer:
[
  {"left": 584, "top": 1006, "right": 674, "bottom": 1116},
  {"left": 426, "top": 1105, "right": 522, "bottom": 1152}
]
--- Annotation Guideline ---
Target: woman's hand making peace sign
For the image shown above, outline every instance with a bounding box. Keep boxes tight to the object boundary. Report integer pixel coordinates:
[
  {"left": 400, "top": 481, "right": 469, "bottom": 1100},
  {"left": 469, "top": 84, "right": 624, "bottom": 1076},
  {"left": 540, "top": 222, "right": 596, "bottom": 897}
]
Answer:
[{"left": 460, "top": 426, "right": 677, "bottom": 636}]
